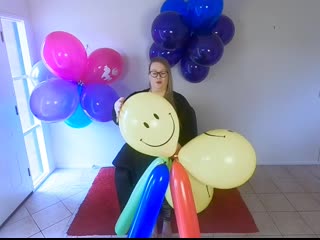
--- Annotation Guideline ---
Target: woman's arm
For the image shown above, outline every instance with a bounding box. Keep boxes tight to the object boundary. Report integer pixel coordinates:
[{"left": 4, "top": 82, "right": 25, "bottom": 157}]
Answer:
[{"left": 174, "top": 93, "right": 198, "bottom": 147}]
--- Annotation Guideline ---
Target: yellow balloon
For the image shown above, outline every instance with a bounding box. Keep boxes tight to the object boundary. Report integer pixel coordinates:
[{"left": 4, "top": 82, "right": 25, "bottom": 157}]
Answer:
[
  {"left": 119, "top": 92, "right": 180, "bottom": 157},
  {"left": 165, "top": 171, "right": 214, "bottom": 213},
  {"left": 179, "top": 129, "right": 256, "bottom": 189}
]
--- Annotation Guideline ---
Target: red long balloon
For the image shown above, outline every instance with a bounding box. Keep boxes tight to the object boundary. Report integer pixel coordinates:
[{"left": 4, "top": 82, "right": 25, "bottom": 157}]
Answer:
[{"left": 170, "top": 160, "right": 200, "bottom": 238}]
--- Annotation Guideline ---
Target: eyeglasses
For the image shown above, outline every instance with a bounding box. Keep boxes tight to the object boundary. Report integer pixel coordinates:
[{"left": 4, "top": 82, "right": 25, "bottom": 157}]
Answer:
[{"left": 149, "top": 71, "right": 168, "bottom": 78}]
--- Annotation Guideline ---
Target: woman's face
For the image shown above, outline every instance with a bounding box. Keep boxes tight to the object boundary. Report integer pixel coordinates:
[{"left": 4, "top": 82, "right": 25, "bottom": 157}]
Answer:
[{"left": 149, "top": 61, "right": 169, "bottom": 92}]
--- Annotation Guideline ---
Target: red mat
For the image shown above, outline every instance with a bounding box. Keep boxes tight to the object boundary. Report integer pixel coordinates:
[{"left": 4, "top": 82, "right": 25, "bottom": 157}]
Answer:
[{"left": 67, "top": 167, "right": 258, "bottom": 236}]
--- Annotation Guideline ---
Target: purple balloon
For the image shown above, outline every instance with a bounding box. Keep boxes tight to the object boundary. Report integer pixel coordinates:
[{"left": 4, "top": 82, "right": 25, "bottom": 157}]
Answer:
[
  {"left": 211, "top": 15, "right": 235, "bottom": 45},
  {"left": 151, "top": 11, "right": 190, "bottom": 50},
  {"left": 29, "top": 78, "right": 79, "bottom": 122},
  {"left": 80, "top": 84, "right": 119, "bottom": 122},
  {"left": 149, "top": 42, "right": 183, "bottom": 67},
  {"left": 187, "top": 34, "right": 224, "bottom": 67},
  {"left": 180, "top": 57, "right": 210, "bottom": 83}
]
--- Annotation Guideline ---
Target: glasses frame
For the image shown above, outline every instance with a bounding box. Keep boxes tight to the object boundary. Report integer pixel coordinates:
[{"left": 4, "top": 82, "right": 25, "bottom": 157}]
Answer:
[{"left": 149, "top": 71, "right": 168, "bottom": 78}]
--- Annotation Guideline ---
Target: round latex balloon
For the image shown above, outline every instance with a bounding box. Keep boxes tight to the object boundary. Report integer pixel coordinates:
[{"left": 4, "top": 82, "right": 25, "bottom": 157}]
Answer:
[
  {"left": 80, "top": 83, "right": 119, "bottom": 122},
  {"left": 165, "top": 170, "right": 214, "bottom": 213},
  {"left": 29, "top": 78, "right": 79, "bottom": 123},
  {"left": 179, "top": 129, "right": 257, "bottom": 189},
  {"left": 64, "top": 85, "right": 93, "bottom": 128},
  {"left": 41, "top": 31, "right": 87, "bottom": 81},
  {"left": 149, "top": 42, "right": 183, "bottom": 67},
  {"left": 180, "top": 56, "right": 210, "bottom": 83},
  {"left": 119, "top": 92, "right": 179, "bottom": 158},
  {"left": 29, "top": 60, "right": 56, "bottom": 86},
  {"left": 211, "top": 15, "right": 235, "bottom": 45},
  {"left": 151, "top": 11, "right": 190, "bottom": 50},
  {"left": 187, "top": 33, "right": 224, "bottom": 67},
  {"left": 82, "top": 48, "right": 124, "bottom": 85}
]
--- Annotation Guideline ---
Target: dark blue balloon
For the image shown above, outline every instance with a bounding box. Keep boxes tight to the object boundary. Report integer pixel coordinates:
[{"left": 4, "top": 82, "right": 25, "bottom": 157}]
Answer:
[
  {"left": 161, "top": 0, "right": 189, "bottom": 16},
  {"left": 187, "top": 33, "right": 224, "bottom": 66},
  {"left": 189, "top": 0, "right": 224, "bottom": 33},
  {"left": 160, "top": 0, "right": 191, "bottom": 26},
  {"left": 151, "top": 11, "right": 190, "bottom": 50},
  {"left": 127, "top": 164, "right": 170, "bottom": 238},
  {"left": 149, "top": 42, "right": 183, "bottom": 67},
  {"left": 211, "top": 15, "right": 235, "bottom": 45},
  {"left": 180, "top": 56, "right": 210, "bottom": 83},
  {"left": 80, "top": 84, "right": 119, "bottom": 122}
]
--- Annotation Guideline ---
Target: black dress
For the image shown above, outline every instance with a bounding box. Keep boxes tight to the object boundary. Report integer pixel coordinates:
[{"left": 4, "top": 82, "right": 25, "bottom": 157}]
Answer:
[{"left": 112, "top": 89, "right": 198, "bottom": 217}]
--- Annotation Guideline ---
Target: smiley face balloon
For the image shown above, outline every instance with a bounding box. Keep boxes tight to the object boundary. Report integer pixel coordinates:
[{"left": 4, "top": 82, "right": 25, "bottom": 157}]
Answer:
[
  {"left": 179, "top": 129, "right": 256, "bottom": 189},
  {"left": 119, "top": 92, "right": 180, "bottom": 157}
]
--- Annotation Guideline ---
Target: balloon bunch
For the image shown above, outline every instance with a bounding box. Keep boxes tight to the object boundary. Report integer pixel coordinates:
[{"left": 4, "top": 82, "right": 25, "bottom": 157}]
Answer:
[
  {"left": 29, "top": 31, "right": 123, "bottom": 128},
  {"left": 115, "top": 93, "right": 256, "bottom": 238},
  {"left": 149, "top": 0, "right": 235, "bottom": 83}
]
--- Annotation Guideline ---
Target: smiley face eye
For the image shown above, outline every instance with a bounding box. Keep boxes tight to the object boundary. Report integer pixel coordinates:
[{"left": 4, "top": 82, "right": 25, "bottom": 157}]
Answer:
[
  {"left": 143, "top": 122, "right": 150, "bottom": 128},
  {"left": 153, "top": 113, "right": 159, "bottom": 120}
]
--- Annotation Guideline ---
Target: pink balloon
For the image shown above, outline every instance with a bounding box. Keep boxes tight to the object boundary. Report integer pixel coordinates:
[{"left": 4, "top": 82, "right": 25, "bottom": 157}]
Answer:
[
  {"left": 41, "top": 31, "right": 87, "bottom": 82},
  {"left": 83, "top": 48, "right": 124, "bottom": 85}
]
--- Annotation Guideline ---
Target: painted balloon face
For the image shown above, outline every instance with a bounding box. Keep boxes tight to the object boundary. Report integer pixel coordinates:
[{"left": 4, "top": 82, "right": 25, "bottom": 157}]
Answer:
[
  {"left": 119, "top": 92, "right": 180, "bottom": 157},
  {"left": 179, "top": 129, "right": 256, "bottom": 189}
]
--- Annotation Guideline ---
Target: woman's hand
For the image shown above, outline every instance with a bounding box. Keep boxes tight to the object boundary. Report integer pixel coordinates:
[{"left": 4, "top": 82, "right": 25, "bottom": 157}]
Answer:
[{"left": 114, "top": 97, "right": 125, "bottom": 122}]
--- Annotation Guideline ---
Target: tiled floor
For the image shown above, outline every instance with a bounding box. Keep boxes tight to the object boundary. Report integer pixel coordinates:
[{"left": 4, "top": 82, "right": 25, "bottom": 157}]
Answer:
[{"left": 1, "top": 165, "right": 320, "bottom": 238}]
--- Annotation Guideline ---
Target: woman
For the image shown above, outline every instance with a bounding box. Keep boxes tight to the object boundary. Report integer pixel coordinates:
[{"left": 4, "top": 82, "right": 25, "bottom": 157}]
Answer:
[{"left": 112, "top": 57, "right": 198, "bottom": 237}]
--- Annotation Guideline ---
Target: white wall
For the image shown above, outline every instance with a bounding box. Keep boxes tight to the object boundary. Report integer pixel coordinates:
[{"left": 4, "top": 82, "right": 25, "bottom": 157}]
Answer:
[
  {"left": 26, "top": 0, "right": 320, "bottom": 167},
  {"left": 0, "top": 0, "right": 29, "bottom": 17}
]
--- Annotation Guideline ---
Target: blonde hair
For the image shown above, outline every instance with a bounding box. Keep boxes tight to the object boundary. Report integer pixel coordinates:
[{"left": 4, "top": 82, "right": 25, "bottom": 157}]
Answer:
[{"left": 148, "top": 57, "right": 176, "bottom": 110}]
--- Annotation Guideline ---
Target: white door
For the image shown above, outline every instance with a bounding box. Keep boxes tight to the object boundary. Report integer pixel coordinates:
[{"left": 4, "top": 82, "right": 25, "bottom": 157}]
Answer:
[{"left": 0, "top": 27, "right": 33, "bottom": 226}]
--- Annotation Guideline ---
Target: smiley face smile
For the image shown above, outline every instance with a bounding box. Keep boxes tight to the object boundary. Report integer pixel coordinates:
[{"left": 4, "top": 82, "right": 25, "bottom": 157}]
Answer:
[
  {"left": 140, "top": 113, "right": 176, "bottom": 147},
  {"left": 204, "top": 132, "right": 226, "bottom": 138},
  {"left": 204, "top": 130, "right": 234, "bottom": 138}
]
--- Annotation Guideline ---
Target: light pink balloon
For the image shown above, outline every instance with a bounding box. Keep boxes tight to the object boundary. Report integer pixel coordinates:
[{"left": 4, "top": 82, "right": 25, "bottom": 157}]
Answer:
[
  {"left": 41, "top": 31, "right": 87, "bottom": 82},
  {"left": 83, "top": 48, "right": 124, "bottom": 85}
]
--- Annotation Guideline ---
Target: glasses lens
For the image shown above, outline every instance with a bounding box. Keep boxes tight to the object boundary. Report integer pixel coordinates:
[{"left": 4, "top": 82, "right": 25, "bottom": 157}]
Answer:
[
  {"left": 150, "top": 71, "right": 158, "bottom": 78},
  {"left": 160, "top": 72, "right": 168, "bottom": 78}
]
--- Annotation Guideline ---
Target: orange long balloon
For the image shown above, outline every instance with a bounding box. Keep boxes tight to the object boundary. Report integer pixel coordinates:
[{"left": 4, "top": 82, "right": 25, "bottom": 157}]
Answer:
[{"left": 170, "top": 160, "right": 200, "bottom": 238}]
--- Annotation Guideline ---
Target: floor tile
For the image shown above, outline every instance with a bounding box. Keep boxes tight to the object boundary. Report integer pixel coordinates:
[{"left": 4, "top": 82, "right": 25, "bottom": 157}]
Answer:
[
  {"left": 5, "top": 206, "right": 30, "bottom": 226},
  {"left": 299, "top": 211, "right": 320, "bottom": 234},
  {"left": 42, "top": 216, "right": 71, "bottom": 238},
  {"left": 269, "top": 212, "right": 314, "bottom": 235},
  {"left": 32, "top": 202, "right": 71, "bottom": 230},
  {"left": 241, "top": 194, "right": 266, "bottom": 212},
  {"left": 249, "top": 179, "right": 281, "bottom": 194},
  {"left": 258, "top": 194, "right": 295, "bottom": 212},
  {"left": 248, "top": 212, "right": 281, "bottom": 236},
  {"left": 0, "top": 216, "right": 40, "bottom": 238},
  {"left": 272, "top": 178, "right": 305, "bottom": 193},
  {"left": 285, "top": 193, "right": 320, "bottom": 211}
]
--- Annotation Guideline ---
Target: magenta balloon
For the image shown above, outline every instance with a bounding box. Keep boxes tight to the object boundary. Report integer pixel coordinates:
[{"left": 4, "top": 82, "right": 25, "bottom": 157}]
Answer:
[
  {"left": 41, "top": 31, "right": 87, "bottom": 81},
  {"left": 29, "top": 78, "right": 79, "bottom": 122},
  {"left": 83, "top": 48, "right": 124, "bottom": 85}
]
